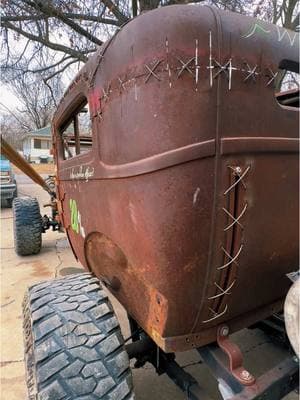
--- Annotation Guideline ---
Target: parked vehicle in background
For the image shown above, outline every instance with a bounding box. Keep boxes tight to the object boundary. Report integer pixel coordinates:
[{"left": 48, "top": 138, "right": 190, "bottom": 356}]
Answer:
[{"left": 0, "top": 154, "right": 17, "bottom": 207}]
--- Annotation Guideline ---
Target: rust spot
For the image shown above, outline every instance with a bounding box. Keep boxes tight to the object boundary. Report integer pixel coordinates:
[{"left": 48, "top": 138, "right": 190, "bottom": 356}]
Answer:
[
  {"left": 85, "top": 232, "right": 128, "bottom": 274},
  {"left": 146, "top": 288, "right": 168, "bottom": 336}
]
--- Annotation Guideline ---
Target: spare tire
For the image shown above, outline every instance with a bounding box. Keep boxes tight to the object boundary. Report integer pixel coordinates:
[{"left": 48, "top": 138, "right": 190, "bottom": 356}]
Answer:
[{"left": 13, "top": 196, "right": 42, "bottom": 256}]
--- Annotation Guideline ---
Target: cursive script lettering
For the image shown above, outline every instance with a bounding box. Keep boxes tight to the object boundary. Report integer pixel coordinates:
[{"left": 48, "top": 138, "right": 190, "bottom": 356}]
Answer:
[{"left": 70, "top": 166, "right": 94, "bottom": 181}]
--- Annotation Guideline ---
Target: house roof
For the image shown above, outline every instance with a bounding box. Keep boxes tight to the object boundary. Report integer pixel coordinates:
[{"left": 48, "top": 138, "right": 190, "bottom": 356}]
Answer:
[{"left": 24, "top": 125, "right": 51, "bottom": 139}]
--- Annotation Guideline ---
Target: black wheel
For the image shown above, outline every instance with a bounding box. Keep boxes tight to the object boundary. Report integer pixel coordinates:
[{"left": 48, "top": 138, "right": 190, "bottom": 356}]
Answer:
[
  {"left": 23, "top": 273, "right": 134, "bottom": 400},
  {"left": 12, "top": 196, "right": 42, "bottom": 256},
  {"left": 7, "top": 180, "right": 18, "bottom": 208},
  {"left": 13, "top": 180, "right": 18, "bottom": 199},
  {"left": 6, "top": 198, "right": 13, "bottom": 208}
]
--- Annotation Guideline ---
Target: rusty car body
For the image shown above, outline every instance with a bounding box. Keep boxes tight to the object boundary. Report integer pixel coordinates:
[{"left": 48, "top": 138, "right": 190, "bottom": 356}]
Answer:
[
  {"left": 52, "top": 5, "right": 299, "bottom": 352},
  {"left": 1, "top": 5, "right": 299, "bottom": 400}
]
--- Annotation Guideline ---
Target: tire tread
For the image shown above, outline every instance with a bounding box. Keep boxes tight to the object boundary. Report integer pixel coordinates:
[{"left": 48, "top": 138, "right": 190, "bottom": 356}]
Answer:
[
  {"left": 13, "top": 196, "right": 42, "bottom": 256},
  {"left": 23, "top": 273, "right": 134, "bottom": 399}
]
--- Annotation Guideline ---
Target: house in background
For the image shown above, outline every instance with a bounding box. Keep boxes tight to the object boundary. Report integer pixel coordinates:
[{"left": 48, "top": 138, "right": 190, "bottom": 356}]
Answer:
[{"left": 23, "top": 126, "right": 53, "bottom": 163}]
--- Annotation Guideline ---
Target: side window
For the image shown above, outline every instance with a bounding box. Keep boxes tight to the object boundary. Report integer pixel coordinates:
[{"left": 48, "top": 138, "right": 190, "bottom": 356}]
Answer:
[
  {"left": 41, "top": 140, "right": 49, "bottom": 150},
  {"left": 34, "top": 139, "right": 41, "bottom": 149},
  {"left": 60, "top": 98, "right": 92, "bottom": 160},
  {"left": 276, "top": 60, "right": 299, "bottom": 108}
]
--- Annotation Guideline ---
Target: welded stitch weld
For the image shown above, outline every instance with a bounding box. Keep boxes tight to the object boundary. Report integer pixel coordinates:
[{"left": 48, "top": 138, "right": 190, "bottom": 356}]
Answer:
[
  {"left": 202, "top": 304, "right": 228, "bottom": 324},
  {"left": 202, "top": 165, "right": 250, "bottom": 324},
  {"left": 102, "top": 84, "right": 111, "bottom": 102},
  {"left": 176, "top": 56, "right": 196, "bottom": 78},
  {"left": 144, "top": 60, "right": 162, "bottom": 83},
  {"left": 118, "top": 76, "right": 126, "bottom": 91},
  {"left": 223, "top": 202, "right": 248, "bottom": 232},
  {"left": 242, "top": 63, "right": 259, "bottom": 82},
  {"left": 94, "top": 38, "right": 276, "bottom": 108},
  {"left": 208, "top": 280, "right": 236, "bottom": 300},
  {"left": 212, "top": 58, "right": 238, "bottom": 90},
  {"left": 218, "top": 244, "right": 244, "bottom": 270},
  {"left": 165, "top": 38, "right": 172, "bottom": 88},
  {"left": 224, "top": 165, "right": 251, "bottom": 195},
  {"left": 195, "top": 39, "right": 200, "bottom": 89},
  {"left": 266, "top": 68, "right": 279, "bottom": 86},
  {"left": 207, "top": 30, "right": 214, "bottom": 87}
]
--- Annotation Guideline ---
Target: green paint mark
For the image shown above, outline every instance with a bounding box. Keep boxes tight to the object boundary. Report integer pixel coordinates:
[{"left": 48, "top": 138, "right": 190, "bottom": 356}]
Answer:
[
  {"left": 242, "top": 23, "right": 271, "bottom": 39},
  {"left": 69, "top": 198, "right": 79, "bottom": 234}
]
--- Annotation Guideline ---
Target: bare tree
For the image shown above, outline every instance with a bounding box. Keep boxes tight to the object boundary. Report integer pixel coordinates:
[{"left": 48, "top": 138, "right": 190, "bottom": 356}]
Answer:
[
  {"left": 0, "top": 68, "right": 63, "bottom": 146},
  {"left": 1, "top": 0, "right": 131, "bottom": 82},
  {"left": 252, "top": 0, "right": 299, "bottom": 29},
  {"left": 3, "top": 0, "right": 297, "bottom": 82},
  {"left": 0, "top": 113, "right": 27, "bottom": 149},
  {"left": 4, "top": 73, "right": 62, "bottom": 126}
]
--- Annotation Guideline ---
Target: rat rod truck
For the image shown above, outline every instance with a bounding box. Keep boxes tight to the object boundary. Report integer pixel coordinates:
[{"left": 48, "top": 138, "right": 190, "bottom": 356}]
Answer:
[{"left": 1, "top": 5, "right": 299, "bottom": 400}]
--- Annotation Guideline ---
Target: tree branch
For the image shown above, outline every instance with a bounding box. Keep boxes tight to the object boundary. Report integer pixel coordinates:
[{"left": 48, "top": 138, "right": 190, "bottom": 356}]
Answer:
[
  {"left": 132, "top": 0, "right": 138, "bottom": 17},
  {"left": 1, "top": 13, "right": 121, "bottom": 26},
  {"left": 291, "top": 12, "right": 299, "bottom": 31},
  {"left": 101, "top": 0, "right": 129, "bottom": 24},
  {"left": 22, "top": 0, "right": 103, "bottom": 46},
  {"left": 1, "top": 20, "right": 89, "bottom": 62},
  {"left": 1, "top": 14, "right": 46, "bottom": 22},
  {"left": 44, "top": 59, "right": 80, "bottom": 82},
  {"left": 0, "top": 102, "right": 31, "bottom": 131},
  {"left": 43, "top": 79, "right": 58, "bottom": 107},
  {"left": 64, "top": 13, "right": 122, "bottom": 26}
]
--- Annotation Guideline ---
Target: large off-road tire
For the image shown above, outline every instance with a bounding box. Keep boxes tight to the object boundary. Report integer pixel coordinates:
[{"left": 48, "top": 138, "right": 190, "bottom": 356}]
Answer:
[
  {"left": 13, "top": 196, "right": 42, "bottom": 256},
  {"left": 13, "top": 180, "right": 18, "bottom": 199},
  {"left": 7, "top": 186, "right": 17, "bottom": 208},
  {"left": 23, "top": 273, "right": 134, "bottom": 400},
  {"left": 6, "top": 198, "right": 13, "bottom": 208}
]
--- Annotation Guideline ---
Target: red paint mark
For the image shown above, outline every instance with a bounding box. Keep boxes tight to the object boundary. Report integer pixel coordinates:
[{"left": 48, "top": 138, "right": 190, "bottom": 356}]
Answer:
[{"left": 88, "top": 87, "right": 101, "bottom": 117}]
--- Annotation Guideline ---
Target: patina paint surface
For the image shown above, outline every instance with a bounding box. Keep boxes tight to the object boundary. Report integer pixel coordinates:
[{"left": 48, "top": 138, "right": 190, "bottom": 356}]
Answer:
[{"left": 52, "top": 5, "right": 299, "bottom": 352}]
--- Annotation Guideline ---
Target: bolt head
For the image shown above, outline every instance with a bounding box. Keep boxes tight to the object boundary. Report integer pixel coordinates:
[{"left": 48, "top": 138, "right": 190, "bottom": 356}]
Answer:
[
  {"left": 220, "top": 326, "right": 229, "bottom": 336},
  {"left": 241, "top": 370, "right": 252, "bottom": 380}
]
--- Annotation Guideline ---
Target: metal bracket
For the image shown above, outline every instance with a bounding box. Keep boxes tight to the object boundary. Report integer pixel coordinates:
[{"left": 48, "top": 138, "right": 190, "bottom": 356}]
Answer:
[
  {"left": 217, "top": 326, "right": 256, "bottom": 386},
  {"left": 127, "top": 322, "right": 298, "bottom": 400}
]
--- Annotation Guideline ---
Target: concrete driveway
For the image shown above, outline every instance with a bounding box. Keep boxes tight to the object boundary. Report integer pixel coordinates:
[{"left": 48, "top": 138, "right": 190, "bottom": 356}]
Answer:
[{"left": 0, "top": 173, "right": 297, "bottom": 400}]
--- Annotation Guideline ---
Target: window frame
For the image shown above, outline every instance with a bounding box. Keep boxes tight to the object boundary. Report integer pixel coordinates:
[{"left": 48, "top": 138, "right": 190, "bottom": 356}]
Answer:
[{"left": 58, "top": 96, "right": 93, "bottom": 161}]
